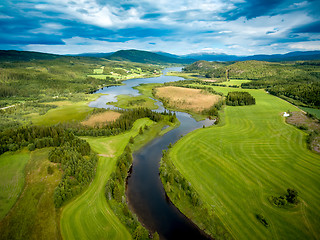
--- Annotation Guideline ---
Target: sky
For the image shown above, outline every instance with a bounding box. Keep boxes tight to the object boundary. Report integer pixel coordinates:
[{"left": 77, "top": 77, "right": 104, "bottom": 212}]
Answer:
[{"left": 0, "top": 0, "right": 320, "bottom": 55}]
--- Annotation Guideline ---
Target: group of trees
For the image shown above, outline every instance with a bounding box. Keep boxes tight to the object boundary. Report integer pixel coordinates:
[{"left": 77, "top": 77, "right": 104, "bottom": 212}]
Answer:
[
  {"left": 49, "top": 138, "right": 98, "bottom": 207},
  {"left": 0, "top": 125, "right": 75, "bottom": 155},
  {"left": 0, "top": 123, "right": 98, "bottom": 208},
  {"left": 226, "top": 91, "right": 256, "bottom": 106},
  {"left": 270, "top": 188, "right": 299, "bottom": 207}
]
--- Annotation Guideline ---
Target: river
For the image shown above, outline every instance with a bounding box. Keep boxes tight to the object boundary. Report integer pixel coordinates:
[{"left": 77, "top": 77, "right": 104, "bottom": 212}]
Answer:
[{"left": 90, "top": 67, "right": 214, "bottom": 239}]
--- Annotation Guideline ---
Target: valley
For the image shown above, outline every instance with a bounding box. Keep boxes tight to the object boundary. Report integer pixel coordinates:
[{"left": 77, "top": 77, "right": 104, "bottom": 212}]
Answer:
[{"left": 0, "top": 50, "right": 319, "bottom": 240}]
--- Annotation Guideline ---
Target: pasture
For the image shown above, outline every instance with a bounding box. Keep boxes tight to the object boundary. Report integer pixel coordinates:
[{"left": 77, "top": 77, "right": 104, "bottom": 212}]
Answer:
[
  {"left": 0, "top": 148, "right": 62, "bottom": 239},
  {"left": 60, "top": 118, "right": 155, "bottom": 240},
  {"left": 168, "top": 87, "right": 320, "bottom": 239},
  {"left": 0, "top": 150, "right": 29, "bottom": 220}
]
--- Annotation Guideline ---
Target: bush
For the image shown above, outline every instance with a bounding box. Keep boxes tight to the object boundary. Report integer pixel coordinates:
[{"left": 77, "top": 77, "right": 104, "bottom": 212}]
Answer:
[{"left": 256, "top": 214, "right": 269, "bottom": 227}]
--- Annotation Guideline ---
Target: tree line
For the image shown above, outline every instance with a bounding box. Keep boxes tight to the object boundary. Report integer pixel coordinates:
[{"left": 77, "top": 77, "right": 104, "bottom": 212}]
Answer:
[
  {"left": 105, "top": 145, "right": 151, "bottom": 239},
  {"left": 66, "top": 107, "right": 174, "bottom": 137}
]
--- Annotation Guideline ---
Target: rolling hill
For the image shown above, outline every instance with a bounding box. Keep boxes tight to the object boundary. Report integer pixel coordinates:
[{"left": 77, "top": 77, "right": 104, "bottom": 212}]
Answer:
[
  {"left": 107, "top": 49, "right": 194, "bottom": 64},
  {"left": 0, "top": 50, "right": 62, "bottom": 62}
]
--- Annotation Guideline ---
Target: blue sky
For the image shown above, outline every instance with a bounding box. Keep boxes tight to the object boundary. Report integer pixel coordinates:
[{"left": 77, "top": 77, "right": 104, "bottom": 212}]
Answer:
[{"left": 0, "top": 0, "right": 319, "bottom": 55}]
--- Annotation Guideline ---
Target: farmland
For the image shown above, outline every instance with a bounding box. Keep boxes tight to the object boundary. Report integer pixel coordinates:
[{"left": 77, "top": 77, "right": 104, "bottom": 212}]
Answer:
[
  {"left": 60, "top": 118, "right": 155, "bottom": 240},
  {"left": 81, "top": 110, "right": 121, "bottom": 127},
  {"left": 155, "top": 86, "right": 222, "bottom": 113},
  {"left": 166, "top": 86, "right": 320, "bottom": 239}
]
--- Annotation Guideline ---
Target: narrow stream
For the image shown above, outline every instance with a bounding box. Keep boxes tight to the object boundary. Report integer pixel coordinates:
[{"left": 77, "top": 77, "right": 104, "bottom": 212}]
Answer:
[{"left": 90, "top": 68, "right": 214, "bottom": 240}]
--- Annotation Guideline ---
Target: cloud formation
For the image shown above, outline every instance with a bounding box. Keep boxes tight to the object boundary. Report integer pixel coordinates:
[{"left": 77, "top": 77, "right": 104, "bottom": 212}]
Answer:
[{"left": 0, "top": 0, "right": 319, "bottom": 55}]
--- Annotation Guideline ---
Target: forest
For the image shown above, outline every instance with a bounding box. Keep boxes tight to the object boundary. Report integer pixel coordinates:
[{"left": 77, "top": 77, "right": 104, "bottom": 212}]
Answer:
[{"left": 183, "top": 60, "right": 320, "bottom": 108}]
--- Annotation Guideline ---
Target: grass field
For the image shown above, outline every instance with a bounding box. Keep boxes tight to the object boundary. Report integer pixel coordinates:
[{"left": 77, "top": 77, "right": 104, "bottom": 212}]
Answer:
[
  {"left": 30, "top": 95, "right": 99, "bottom": 125},
  {"left": 216, "top": 79, "right": 251, "bottom": 86},
  {"left": 60, "top": 118, "right": 155, "bottom": 240},
  {"left": 81, "top": 111, "right": 121, "bottom": 127},
  {"left": 299, "top": 107, "right": 320, "bottom": 119},
  {"left": 109, "top": 94, "right": 158, "bottom": 110},
  {"left": 0, "top": 148, "right": 62, "bottom": 240},
  {"left": 0, "top": 150, "right": 29, "bottom": 221},
  {"left": 168, "top": 87, "right": 320, "bottom": 239}
]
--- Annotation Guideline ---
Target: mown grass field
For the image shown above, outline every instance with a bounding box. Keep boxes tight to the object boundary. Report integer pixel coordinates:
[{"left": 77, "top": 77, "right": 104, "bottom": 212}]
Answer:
[
  {"left": 169, "top": 87, "right": 320, "bottom": 239},
  {"left": 0, "top": 148, "right": 62, "bottom": 240},
  {"left": 0, "top": 150, "right": 29, "bottom": 221},
  {"left": 60, "top": 118, "right": 155, "bottom": 240}
]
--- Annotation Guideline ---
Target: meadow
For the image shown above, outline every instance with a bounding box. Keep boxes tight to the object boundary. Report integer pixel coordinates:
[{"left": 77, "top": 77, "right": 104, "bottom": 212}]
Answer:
[
  {"left": 60, "top": 118, "right": 155, "bottom": 240},
  {"left": 109, "top": 94, "right": 158, "bottom": 110},
  {"left": 167, "top": 86, "right": 320, "bottom": 239},
  {"left": 30, "top": 94, "right": 100, "bottom": 125},
  {"left": 0, "top": 150, "right": 29, "bottom": 220},
  {"left": 0, "top": 148, "right": 62, "bottom": 240}
]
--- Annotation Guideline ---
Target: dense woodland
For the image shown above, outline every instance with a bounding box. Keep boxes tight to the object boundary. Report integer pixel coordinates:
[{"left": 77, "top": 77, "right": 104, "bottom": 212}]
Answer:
[
  {"left": 183, "top": 60, "right": 320, "bottom": 108},
  {"left": 49, "top": 139, "right": 98, "bottom": 207}
]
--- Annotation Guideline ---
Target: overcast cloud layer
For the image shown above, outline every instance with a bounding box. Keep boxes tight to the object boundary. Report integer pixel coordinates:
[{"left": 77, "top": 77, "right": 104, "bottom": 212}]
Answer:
[{"left": 0, "top": 0, "right": 319, "bottom": 55}]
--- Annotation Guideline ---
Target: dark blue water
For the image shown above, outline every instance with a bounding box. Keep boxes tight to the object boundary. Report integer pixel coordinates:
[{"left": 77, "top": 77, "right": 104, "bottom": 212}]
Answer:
[{"left": 90, "top": 68, "right": 214, "bottom": 240}]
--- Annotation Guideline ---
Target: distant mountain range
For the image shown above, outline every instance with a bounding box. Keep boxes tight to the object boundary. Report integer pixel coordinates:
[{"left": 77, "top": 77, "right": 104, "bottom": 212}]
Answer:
[
  {"left": 1, "top": 49, "right": 320, "bottom": 63},
  {"left": 177, "top": 50, "right": 320, "bottom": 62}
]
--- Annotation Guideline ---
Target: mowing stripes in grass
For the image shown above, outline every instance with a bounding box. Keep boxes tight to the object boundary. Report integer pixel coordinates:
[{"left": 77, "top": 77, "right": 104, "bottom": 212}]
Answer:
[
  {"left": 60, "top": 118, "right": 154, "bottom": 240},
  {"left": 169, "top": 88, "right": 320, "bottom": 240}
]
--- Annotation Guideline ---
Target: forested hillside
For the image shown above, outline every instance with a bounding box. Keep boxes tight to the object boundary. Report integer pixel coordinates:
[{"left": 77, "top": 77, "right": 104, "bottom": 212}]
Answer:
[{"left": 183, "top": 60, "right": 320, "bottom": 108}]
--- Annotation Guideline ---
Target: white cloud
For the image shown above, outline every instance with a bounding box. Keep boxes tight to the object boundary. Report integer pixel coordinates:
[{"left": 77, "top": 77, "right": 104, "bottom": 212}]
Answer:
[{"left": 289, "top": 41, "right": 320, "bottom": 51}]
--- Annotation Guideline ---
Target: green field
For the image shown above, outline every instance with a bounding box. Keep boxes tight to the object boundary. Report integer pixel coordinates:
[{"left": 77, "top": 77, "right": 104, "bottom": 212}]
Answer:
[
  {"left": 60, "top": 118, "right": 154, "bottom": 240},
  {"left": 168, "top": 87, "right": 320, "bottom": 239},
  {"left": 299, "top": 107, "right": 320, "bottom": 119},
  {"left": 217, "top": 79, "right": 251, "bottom": 86},
  {"left": 0, "top": 150, "right": 29, "bottom": 220},
  {"left": 109, "top": 94, "right": 158, "bottom": 110},
  {"left": 30, "top": 95, "right": 99, "bottom": 125},
  {"left": 0, "top": 148, "right": 62, "bottom": 239}
]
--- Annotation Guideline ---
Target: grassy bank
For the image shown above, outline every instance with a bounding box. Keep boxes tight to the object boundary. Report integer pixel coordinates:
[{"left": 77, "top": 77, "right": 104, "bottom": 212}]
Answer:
[
  {"left": 60, "top": 116, "right": 178, "bottom": 240},
  {"left": 165, "top": 86, "right": 320, "bottom": 239}
]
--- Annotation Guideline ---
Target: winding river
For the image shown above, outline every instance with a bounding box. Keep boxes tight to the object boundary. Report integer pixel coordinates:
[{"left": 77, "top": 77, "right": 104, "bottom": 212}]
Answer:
[{"left": 90, "top": 68, "right": 214, "bottom": 239}]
